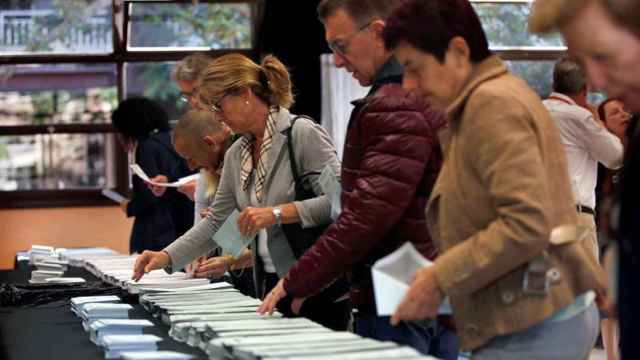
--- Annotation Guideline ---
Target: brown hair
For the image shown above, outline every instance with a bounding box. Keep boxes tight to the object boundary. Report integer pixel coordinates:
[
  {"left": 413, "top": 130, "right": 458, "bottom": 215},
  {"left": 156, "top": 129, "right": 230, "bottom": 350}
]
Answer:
[
  {"left": 173, "top": 53, "right": 213, "bottom": 84},
  {"left": 317, "top": 0, "right": 398, "bottom": 25},
  {"left": 197, "top": 53, "right": 294, "bottom": 109}
]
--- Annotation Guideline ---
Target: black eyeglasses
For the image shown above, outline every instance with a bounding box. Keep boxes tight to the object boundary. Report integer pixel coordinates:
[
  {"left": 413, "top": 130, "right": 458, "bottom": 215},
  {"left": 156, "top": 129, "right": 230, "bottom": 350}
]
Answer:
[{"left": 327, "top": 20, "right": 373, "bottom": 57}]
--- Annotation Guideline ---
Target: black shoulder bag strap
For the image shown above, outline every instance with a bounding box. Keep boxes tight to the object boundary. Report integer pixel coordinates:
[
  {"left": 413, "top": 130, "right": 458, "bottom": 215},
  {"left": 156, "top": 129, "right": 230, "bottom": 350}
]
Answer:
[{"left": 282, "top": 116, "right": 327, "bottom": 258}]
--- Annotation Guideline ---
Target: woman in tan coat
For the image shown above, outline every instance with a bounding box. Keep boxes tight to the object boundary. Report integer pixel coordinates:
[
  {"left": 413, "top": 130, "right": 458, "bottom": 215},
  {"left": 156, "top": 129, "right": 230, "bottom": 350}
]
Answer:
[{"left": 382, "top": 0, "right": 605, "bottom": 358}]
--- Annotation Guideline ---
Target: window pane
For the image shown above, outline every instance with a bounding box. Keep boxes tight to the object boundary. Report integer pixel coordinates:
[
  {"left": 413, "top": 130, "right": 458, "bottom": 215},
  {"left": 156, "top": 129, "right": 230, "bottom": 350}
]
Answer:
[
  {"left": 129, "top": 3, "right": 252, "bottom": 49},
  {"left": 472, "top": 2, "right": 564, "bottom": 48},
  {"left": 0, "top": 63, "right": 117, "bottom": 125},
  {"left": 0, "top": 1, "right": 112, "bottom": 54},
  {"left": 505, "top": 60, "right": 555, "bottom": 98},
  {"left": 0, "top": 133, "right": 116, "bottom": 191},
  {"left": 125, "top": 62, "right": 187, "bottom": 121}
]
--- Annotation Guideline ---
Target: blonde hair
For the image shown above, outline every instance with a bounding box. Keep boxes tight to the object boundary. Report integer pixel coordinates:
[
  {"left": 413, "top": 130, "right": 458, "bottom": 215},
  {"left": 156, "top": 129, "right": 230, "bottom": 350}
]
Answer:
[
  {"left": 197, "top": 53, "right": 294, "bottom": 109},
  {"left": 173, "top": 53, "right": 213, "bottom": 83},
  {"left": 173, "top": 110, "right": 229, "bottom": 198},
  {"left": 173, "top": 109, "right": 226, "bottom": 142}
]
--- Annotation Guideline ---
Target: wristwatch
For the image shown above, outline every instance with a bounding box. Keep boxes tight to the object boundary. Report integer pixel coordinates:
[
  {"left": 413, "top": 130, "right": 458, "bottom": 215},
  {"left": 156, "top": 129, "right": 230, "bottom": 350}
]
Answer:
[{"left": 272, "top": 206, "right": 282, "bottom": 226}]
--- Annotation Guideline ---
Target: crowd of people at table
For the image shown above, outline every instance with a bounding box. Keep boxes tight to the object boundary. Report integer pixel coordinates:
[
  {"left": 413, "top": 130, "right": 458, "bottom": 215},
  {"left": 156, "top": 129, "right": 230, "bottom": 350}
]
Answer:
[{"left": 105, "top": 0, "right": 640, "bottom": 359}]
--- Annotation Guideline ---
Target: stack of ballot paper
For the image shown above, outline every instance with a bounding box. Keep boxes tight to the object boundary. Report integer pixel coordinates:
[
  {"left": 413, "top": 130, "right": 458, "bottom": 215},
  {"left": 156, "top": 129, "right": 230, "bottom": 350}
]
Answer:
[
  {"left": 28, "top": 245, "right": 56, "bottom": 265},
  {"left": 120, "top": 351, "right": 195, "bottom": 360},
  {"left": 372, "top": 242, "right": 451, "bottom": 316},
  {"left": 35, "top": 258, "right": 69, "bottom": 272},
  {"left": 71, "top": 295, "right": 122, "bottom": 316},
  {"left": 101, "top": 334, "right": 162, "bottom": 359},
  {"left": 81, "top": 303, "right": 133, "bottom": 323},
  {"left": 29, "top": 269, "right": 65, "bottom": 283},
  {"left": 42, "top": 277, "right": 86, "bottom": 285},
  {"left": 89, "top": 319, "right": 155, "bottom": 345}
]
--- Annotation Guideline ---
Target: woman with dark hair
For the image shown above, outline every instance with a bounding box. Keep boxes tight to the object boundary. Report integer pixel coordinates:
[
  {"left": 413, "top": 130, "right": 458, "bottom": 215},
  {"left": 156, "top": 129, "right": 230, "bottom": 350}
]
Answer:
[
  {"left": 111, "top": 97, "right": 194, "bottom": 253},
  {"left": 382, "top": 0, "right": 605, "bottom": 358}
]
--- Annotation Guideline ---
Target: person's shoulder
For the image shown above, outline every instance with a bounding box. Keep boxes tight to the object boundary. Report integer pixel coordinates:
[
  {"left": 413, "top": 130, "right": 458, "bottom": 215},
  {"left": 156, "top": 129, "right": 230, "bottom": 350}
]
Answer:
[{"left": 361, "top": 83, "right": 444, "bottom": 133}]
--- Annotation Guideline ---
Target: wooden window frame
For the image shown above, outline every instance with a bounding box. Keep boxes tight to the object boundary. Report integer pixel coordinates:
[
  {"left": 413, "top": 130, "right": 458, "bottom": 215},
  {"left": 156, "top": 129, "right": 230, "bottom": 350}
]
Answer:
[{"left": 0, "top": 0, "right": 263, "bottom": 208}]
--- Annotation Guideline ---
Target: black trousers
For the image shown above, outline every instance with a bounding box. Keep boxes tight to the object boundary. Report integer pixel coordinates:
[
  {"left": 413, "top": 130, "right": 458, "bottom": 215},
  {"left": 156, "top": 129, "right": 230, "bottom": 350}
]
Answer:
[{"left": 263, "top": 273, "right": 351, "bottom": 331}]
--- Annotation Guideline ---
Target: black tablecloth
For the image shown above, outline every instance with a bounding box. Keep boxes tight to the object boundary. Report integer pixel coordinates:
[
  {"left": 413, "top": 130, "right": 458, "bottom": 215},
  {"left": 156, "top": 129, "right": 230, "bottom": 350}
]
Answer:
[{"left": 0, "top": 262, "right": 208, "bottom": 360}]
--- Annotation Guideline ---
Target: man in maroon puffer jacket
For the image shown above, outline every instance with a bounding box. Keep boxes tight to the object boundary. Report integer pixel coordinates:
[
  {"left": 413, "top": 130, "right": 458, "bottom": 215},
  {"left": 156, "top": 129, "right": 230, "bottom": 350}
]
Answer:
[{"left": 258, "top": 1, "right": 458, "bottom": 358}]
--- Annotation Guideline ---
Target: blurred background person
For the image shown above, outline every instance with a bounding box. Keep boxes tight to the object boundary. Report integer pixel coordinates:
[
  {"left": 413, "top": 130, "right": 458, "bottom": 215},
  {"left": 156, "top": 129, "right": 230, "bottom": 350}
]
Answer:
[
  {"left": 530, "top": 1, "right": 640, "bottom": 358},
  {"left": 111, "top": 97, "right": 194, "bottom": 253},
  {"left": 383, "top": 0, "right": 605, "bottom": 358},
  {"left": 595, "top": 98, "right": 634, "bottom": 360}
]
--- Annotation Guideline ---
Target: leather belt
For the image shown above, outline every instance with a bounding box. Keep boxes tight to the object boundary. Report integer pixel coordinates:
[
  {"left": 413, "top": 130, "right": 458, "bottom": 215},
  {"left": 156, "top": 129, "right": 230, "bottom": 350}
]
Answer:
[{"left": 576, "top": 204, "right": 595, "bottom": 215}]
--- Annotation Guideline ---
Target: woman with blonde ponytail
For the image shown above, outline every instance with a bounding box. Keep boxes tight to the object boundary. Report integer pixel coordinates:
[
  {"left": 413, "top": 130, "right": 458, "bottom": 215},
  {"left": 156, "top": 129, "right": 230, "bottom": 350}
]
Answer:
[{"left": 132, "top": 53, "right": 350, "bottom": 331}]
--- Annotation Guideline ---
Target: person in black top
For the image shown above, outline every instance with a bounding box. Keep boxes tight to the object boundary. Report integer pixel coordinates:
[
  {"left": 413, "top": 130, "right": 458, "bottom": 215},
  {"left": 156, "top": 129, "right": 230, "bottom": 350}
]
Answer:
[{"left": 111, "top": 97, "right": 194, "bottom": 253}]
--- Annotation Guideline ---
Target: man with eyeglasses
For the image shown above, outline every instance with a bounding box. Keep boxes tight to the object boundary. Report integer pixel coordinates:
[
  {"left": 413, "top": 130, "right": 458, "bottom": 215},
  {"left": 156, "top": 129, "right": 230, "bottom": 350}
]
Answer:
[{"left": 257, "top": 0, "right": 458, "bottom": 358}]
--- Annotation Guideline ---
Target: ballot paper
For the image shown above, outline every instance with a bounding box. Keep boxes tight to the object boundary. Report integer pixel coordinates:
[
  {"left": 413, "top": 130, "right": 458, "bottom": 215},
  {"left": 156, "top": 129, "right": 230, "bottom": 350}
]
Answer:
[
  {"left": 101, "top": 188, "right": 128, "bottom": 204},
  {"left": 319, "top": 163, "right": 342, "bottom": 220},
  {"left": 102, "top": 334, "right": 162, "bottom": 359},
  {"left": 372, "top": 242, "right": 452, "bottom": 316},
  {"left": 81, "top": 303, "right": 132, "bottom": 322},
  {"left": 29, "top": 269, "right": 64, "bottom": 283},
  {"left": 71, "top": 295, "right": 121, "bottom": 315},
  {"left": 130, "top": 164, "right": 199, "bottom": 188},
  {"left": 89, "top": 319, "right": 154, "bottom": 345},
  {"left": 119, "top": 351, "right": 195, "bottom": 360},
  {"left": 44, "top": 277, "right": 86, "bottom": 284},
  {"left": 212, "top": 210, "right": 253, "bottom": 259}
]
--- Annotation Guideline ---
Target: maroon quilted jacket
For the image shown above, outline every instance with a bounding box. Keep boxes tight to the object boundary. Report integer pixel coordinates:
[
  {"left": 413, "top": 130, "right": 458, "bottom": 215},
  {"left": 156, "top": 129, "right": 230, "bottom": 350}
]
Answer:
[{"left": 283, "top": 76, "right": 444, "bottom": 312}]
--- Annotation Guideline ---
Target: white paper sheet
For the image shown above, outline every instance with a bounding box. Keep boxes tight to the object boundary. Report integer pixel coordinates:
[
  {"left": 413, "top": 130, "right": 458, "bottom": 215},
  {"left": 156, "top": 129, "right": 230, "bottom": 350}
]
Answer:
[
  {"left": 130, "top": 164, "right": 199, "bottom": 188},
  {"left": 372, "top": 242, "right": 452, "bottom": 316}
]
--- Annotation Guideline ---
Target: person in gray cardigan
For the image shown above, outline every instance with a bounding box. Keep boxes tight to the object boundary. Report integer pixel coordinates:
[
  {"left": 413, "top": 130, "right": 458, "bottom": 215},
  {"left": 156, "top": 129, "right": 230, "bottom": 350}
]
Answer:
[{"left": 132, "top": 53, "right": 350, "bottom": 330}]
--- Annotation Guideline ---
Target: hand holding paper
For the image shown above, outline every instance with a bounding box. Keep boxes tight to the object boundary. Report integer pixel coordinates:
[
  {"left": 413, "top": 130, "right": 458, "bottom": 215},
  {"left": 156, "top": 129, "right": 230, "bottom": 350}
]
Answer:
[
  {"left": 371, "top": 242, "right": 451, "bottom": 322},
  {"left": 130, "top": 164, "right": 200, "bottom": 188}
]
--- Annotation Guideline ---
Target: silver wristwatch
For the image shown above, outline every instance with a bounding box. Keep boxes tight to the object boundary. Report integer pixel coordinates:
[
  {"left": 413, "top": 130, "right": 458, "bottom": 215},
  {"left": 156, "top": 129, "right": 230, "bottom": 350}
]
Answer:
[{"left": 272, "top": 206, "right": 282, "bottom": 225}]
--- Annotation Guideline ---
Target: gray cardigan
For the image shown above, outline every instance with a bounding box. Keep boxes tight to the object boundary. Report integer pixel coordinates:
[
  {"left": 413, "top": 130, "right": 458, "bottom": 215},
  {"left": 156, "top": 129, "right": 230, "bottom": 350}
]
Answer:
[{"left": 164, "top": 107, "right": 339, "bottom": 295}]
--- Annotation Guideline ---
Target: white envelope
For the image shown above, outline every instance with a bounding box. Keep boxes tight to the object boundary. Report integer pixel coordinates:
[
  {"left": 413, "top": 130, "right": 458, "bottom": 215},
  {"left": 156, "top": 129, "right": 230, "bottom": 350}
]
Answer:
[{"left": 372, "top": 242, "right": 451, "bottom": 316}]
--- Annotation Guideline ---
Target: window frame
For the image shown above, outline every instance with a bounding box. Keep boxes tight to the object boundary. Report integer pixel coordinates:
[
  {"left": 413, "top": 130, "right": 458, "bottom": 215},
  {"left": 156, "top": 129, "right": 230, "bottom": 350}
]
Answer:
[{"left": 0, "top": 0, "right": 264, "bottom": 209}]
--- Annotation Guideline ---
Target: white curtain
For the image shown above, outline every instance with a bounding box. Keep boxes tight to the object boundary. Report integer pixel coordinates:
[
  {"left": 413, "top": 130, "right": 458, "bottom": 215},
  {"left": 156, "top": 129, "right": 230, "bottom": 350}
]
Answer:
[{"left": 320, "top": 54, "right": 370, "bottom": 159}]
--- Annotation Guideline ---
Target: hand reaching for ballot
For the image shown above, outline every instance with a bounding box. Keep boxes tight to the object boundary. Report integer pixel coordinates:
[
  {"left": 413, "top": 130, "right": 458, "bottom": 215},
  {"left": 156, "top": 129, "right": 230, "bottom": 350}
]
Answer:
[
  {"left": 192, "top": 256, "right": 231, "bottom": 279},
  {"left": 147, "top": 175, "right": 168, "bottom": 197},
  {"left": 132, "top": 250, "right": 171, "bottom": 281}
]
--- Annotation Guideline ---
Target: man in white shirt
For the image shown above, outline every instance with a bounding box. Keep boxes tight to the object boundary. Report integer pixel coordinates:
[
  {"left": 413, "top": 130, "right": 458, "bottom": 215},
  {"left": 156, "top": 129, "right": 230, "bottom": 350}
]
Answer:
[{"left": 543, "top": 57, "right": 624, "bottom": 260}]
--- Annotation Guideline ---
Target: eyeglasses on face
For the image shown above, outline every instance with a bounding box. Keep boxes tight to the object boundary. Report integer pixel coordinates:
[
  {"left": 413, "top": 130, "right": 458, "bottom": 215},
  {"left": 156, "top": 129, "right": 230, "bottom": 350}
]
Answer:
[
  {"left": 209, "top": 92, "right": 229, "bottom": 113},
  {"left": 327, "top": 20, "right": 373, "bottom": 57},
  {"left": 179, "top": 91, "right": 196, "bottom": 104}
]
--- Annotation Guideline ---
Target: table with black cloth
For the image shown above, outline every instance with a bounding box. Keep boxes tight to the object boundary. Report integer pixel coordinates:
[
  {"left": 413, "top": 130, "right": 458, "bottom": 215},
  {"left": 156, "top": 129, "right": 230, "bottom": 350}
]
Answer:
[{"left": 0, "top": 261, "right": 208, "bottom": 360}]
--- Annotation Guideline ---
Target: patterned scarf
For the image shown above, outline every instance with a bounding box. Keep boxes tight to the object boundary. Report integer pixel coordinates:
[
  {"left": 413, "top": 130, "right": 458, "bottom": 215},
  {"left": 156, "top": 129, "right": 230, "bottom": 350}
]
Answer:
[{"left": 240, "top": 108, "right": 278, "bottom": 203}]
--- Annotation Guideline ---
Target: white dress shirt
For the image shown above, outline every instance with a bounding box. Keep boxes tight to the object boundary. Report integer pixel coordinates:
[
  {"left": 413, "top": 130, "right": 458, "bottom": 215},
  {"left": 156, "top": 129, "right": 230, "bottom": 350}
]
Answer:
[{"left": 543, "top": 92, "right": 623, "bottom": 209}]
